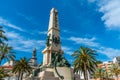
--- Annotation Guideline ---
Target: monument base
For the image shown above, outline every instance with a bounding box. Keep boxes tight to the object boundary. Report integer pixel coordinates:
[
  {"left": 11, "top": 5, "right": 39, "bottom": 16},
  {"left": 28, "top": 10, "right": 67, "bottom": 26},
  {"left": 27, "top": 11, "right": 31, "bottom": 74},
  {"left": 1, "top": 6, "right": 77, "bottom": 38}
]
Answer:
[{"left": 37, "top": 67, "right": 80, "bottom": 80}]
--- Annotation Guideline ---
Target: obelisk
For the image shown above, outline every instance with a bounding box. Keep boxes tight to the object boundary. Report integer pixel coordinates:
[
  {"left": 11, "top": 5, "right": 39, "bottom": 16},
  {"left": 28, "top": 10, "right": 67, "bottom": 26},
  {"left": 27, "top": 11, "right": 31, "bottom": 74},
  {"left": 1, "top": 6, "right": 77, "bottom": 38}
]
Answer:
[{"left": 42, "top": 8, "right": 63, "bottom": 66}]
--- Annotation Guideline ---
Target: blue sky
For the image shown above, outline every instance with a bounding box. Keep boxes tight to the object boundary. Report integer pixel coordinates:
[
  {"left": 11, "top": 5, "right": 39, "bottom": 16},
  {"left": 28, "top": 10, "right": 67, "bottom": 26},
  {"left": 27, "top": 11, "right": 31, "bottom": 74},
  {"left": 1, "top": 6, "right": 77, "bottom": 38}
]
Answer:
[{"left": 0, "top": 0, "right": 120, "bottom": 64}]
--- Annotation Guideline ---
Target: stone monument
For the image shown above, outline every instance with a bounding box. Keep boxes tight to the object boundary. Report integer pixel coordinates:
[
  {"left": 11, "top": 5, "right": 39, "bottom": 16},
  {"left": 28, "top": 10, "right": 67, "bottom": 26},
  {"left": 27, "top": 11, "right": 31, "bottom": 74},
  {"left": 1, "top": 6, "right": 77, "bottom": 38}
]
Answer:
[
  {"left": 42, "top": 8, "right": 63, "bottom": 66},
  {"left": 37, "top": 8, "right": 80, "bottom": 80}
]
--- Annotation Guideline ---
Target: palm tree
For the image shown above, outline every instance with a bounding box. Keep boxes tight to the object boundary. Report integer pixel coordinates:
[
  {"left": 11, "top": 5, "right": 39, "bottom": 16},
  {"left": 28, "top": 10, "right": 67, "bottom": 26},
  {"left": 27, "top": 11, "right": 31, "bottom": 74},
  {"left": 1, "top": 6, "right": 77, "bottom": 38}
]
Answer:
[
  {"left": 12, "top": 57, "right": 32, "bottom": 80},
  {"left": 0, "top": 43, "right": 15, "bottom": 65},
  {"left": 0, "top": 67, "right": 8, "bottom": 78},
  {"left": 0, "top": 26, "right": 8, "bottom": 45},
  {"left": 111, "top": 63, "right": 120, "bottom": 80},
  {"left": 0, "top": 26, "right": 14, "bottom": 65},
  {"left": 92, "top": 68, "right": 104, "bottom": 80},
  {"left": 72, "top": 46, "right": 97, "bottom": 80}
]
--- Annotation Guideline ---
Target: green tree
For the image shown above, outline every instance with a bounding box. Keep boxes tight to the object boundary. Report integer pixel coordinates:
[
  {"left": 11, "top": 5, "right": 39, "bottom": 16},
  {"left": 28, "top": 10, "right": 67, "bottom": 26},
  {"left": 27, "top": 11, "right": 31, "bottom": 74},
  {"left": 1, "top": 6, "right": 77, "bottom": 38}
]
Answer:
[
  {"left": 72, "top": 46, "right": 97, "bottom": 80},
  {"left": 0, "top": 44, "right": 15, "bottom": 65},
  {"left": 0, "top": 26, "right": 8, "bottom": 45},
  {"left": 92, "top": 68, "right": 104, "bottom": 80},
  {"left": 0, "top": 26, "right": 15, "bottom": 79},
  {"left": 0, "top": 26, "right": 15, "bottom": 65},
  {"left": 0, "top": 67, "right": 8, "bottom": 78},
  {"left": 111, "top": 63, "right": 120, "bottom": 80},
  {"left": 12, "top": 57, "right": 32, "bottom": 80}
]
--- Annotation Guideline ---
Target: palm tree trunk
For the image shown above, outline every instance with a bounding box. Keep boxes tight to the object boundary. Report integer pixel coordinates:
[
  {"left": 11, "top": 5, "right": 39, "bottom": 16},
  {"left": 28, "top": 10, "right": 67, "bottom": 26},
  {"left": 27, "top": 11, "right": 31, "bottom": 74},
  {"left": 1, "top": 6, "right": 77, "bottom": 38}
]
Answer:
[
  {"left": 18, "top": 72, "right": 20, "bottom": 80},
  {"left": 20, "top": 72, "right": 23, "bottom": 80},
  {"left": 84, "top": 63, "right": 88, "bottom": 80},
  {"left": 79, "top": 71, "right": 81, "bottom": 80}
]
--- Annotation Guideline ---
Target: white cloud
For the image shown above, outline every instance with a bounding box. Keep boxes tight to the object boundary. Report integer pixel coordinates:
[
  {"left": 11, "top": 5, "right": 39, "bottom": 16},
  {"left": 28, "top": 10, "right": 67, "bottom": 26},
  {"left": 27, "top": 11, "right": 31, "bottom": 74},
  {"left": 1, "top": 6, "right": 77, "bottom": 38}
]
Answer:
[
  {"left": 0, "top": 17, "right": 24, "bottom": 31},
  {"left": 62, "top": 46, "right": 71, "bottom": 51},
  {"left": 5, "top": 31, "right": 45, "bottom": 52},
  {"left": 62, "top": 46, "right": 73, "bottom": 55},
  {"left": 17, "top": 13, "right": 41, "bottom": 27},
  {"left": 97, "top": 47, "right": 120, "bottom": 58},
  {"left": 5, "top": 31, "right": 20, "bottom": 38},
  {"left": 69, "top": 36, "right": 120, "bottom": 59},
  {"left": 69, "top": 37, "right": 99, "bottom": 47},
  {"left": 17, "top": 13, "right": 32, "bottom": 21},
  {"left": 39, "top": 31, "right": 47, "bottom": 35},
  {"left": 99, "top": 0, "right": 120, "bottom": 29}
]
